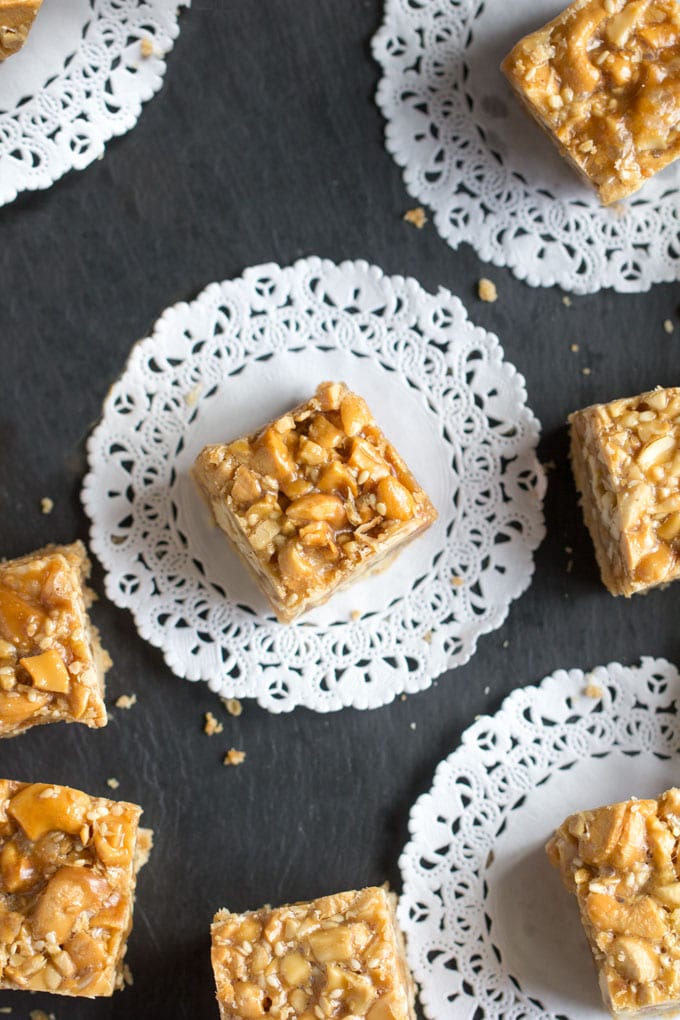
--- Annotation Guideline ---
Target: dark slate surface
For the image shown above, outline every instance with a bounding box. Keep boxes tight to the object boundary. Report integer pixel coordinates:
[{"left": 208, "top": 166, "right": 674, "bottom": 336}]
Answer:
[{"left": 1, "top": 2, "right": 679, "bottom": 1017}]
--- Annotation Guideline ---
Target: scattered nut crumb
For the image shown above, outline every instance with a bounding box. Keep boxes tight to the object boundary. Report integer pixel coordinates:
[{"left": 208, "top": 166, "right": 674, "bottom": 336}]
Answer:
[
  {"left": 204, "top": 711, "right": 223, "bottom": 735},
  {"left": 478, "top": 278, "right": 497, "bottom": 303},
  {"left": 111, "top": 534, "right": 126, "bottom": 545},
  {"left": 106, "top": 777, "right": 120, "bottom": 790},
  {"left": 400, "top": 693, "right": 407, "bottom": 702},
  {"left": 30, "top": 1011, "right": 55, "bottom": 1020},
  {"left": 223, "top": 748, "right": 246, "bottom": 767},
  {"left": 581, "top": 366, "right": 591, "bottom": 376},
  {"left": 350, "top": 609, "right": 361, "bottom": 622},
  {"left": 542, "top": 460, "right": 556, "bottom": 472},
  {"left": 451, "top": 575, "right": 464, "bottom": 587},
  {"left": 483, "top": 686, "right": 490, "bottom": 695},
  {"left": 123, "top": 963, "right": 134, "bottom": 986},
  {"left": 562, "top": 295, "right": 572, "bottom": 307},
  {"left": 115, "top": 694, "right": 137, "bottom": 710},
  {"left": 0, "top": 1009, "right": 11, "bottom": 1015},
  {"left": 422, "top": 630, "right": 432, "bottom": 643},
  {"left": 584, "top": 683, "right": 603, "bottom": 699},
  {"left": 222, "top": 697, "right": 242, "bottom": 717},
  {"left": 664, "top": 319, "right": 674, "bottom": 334},
  {"left": 409, "top": 722, "right": 417, "bottom": 731},
  {"left": 570, "top": 343, "right": 580, "bottom": 352},
  {"left": 566, "top": 559, "right": 573, "bottom": 573},
  {"left": 502, "top": 640, "right": 509, "bottom": 649},
  {"left": 403, "top": 207, "right": 427, "bottom": 229},
  {"left": 40, "top": 497, "right": 53, "bottom": 515},
  {"left": 140, "top": 37, "right": 154, "bottom": 58},
  {"left": 184, "top": 381, "right": 203, "bottom": 406}
]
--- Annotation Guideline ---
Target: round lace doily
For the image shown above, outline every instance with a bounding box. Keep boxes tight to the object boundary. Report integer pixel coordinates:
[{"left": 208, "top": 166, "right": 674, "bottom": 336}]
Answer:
[
  {"left": 373, "top": 0, "right": 680, "bottom": 294},
  {"left": 0, "top": 0, "right": 189, "bottom": 207},
  {"left": 399, "top": 657, "right": 680, "bottom": 1019},
  {"left": 82, "top": 258, "right": 545, "bottom": 713}
]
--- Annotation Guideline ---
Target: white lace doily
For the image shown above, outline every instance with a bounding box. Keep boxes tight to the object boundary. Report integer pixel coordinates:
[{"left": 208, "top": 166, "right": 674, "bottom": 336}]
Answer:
[
  {"left": 82, "top": 258, "right": 545, "bottom": 713},
  {"left": 0, "top": 0, "right": 189, "bottom": 207},
  {"left": 373, "top": 0, "right": 680, "bottom": 294},
  {"left": 399, "top": 658, "right": 680, "bottom": 1019}
]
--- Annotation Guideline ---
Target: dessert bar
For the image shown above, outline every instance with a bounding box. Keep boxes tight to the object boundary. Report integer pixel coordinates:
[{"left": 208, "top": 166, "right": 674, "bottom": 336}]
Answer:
[
  {"left": 502, "top": 0, "right": 680, "bottom": 204},
  {"left": 193, "top": 381, "right": 437, "bottom": 622},
  {"left": 0, "top": 542, "right": 110, "bottom": 736},
  {"left": 570, "top": 386, "right": 680, "bottom": 595},
  {"left": 0, "top": 779, "right": 151, "bottom": 997},
  {"left": 211, "top": 885, "right": 415, "bottom": 1019},
  {"left": 548, "top": 788, "right": 680, "bottom": 1015}
]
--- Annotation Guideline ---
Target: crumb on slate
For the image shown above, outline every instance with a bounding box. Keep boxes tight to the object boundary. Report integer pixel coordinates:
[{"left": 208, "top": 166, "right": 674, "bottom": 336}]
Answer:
[
  {"left": 410, "top": 722, "right": 417, "bottom": 731},
  {"left": 123, "top": 963, "right": 134, "bottom": 986},
  {"left": 40, "top": 497, "right": 53, "bottom": 515},
  {"left": 115, "top": 694, "right": 137, "bottom": 710},
  {"left": 30, "top": 1011, "right": 55, "bottom": 1020},
  {"left": 582, "top": 366, "right": 592, "bottom": 376},
  {"left": 223, "top": 748, "right": 246, "bottom": 767},
  {"left": 222, "top": 697, "right": 243, "bottom": 717},
  {"left": 204, "top": 711, "right": 223, "bottom": 735},
  {"left": 664, "top": 319, "right": 674, "bottom": 335},
  {"left": 570, "top": 343, "right": 580, "bottom": 353},
  {"left": 403, "top": 207, "right": 427, "bottom": 229},
  {"left": 106, "top": 778, "right": 120, "bottom": 790},
  {"left": 478, "top": 278, "right": 497, "bottom": 303},
  {"left": 562, "top": 295, "right": 572, "bottom": 307}
]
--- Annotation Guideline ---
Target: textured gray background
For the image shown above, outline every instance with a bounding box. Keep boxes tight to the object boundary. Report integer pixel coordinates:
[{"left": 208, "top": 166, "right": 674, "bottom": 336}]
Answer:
[{"left": 0, "top": 2, "right": 679, "bottom": 1017}]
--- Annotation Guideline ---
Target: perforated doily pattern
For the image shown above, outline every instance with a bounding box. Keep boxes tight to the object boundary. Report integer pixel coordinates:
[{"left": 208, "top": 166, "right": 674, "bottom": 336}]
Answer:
[
  {"left": 373, "top": 0, "right": 680, "bottom": 294},
  {"left": 0, "top": 0, "right": 189, "bottom": 206},
  {"left": 399, "top": 658, "right": 680, "bottom": 1019},
  {"left": 82, "top": 258, "right": 545, "bottom": 712}
]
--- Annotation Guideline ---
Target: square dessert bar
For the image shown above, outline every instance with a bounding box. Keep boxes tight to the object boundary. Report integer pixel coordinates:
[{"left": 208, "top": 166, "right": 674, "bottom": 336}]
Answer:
[
  {"left": 502, "top": 0, "right": 680, "bottom": 204},
  {"left": 0, "top": 779, "right": 152, "bottom": 997},
  {"left": 211, "top": 885, "right": 416, "bottom": 1020},
  {"left": 570, "top": 386, "right": 680, "bottom": 596},
  {"left": 547, "top": 788, "right": 680, "bottom": 1016},
  {"left": 193, "top": 381, "right": 437, "bottom": 622},
  {"left": 0, "top": 542, "right": 111, "bottom": 737},
  {"left": 0, "top": 0, "right": 43, "bottom": 60}
]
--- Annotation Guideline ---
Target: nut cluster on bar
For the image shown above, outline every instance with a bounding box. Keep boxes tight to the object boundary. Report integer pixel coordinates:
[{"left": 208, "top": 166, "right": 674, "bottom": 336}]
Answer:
[
  {"left": 0, "top": 0, "right": 43, "bottom": 60},
  {"left": 0, "top": 542, "right": 111, "bottom": 737},
  {"left": 547, "top": 788, "right": 680, "bottom": 1015},
  {"left": 502, "top": 0, "right": 680, "bottom": 204},
  {"left": 210, "top": 886, "right": 415, "bottom": 1020},
  {"left": 570, "top": 386, "right": 680, "bottom": 596},
  {"left": 0, "top": 780, "right": 151, "bottom": 997},
  {"left": 193, "top": 381, "right": 437, "bottom": 622}
]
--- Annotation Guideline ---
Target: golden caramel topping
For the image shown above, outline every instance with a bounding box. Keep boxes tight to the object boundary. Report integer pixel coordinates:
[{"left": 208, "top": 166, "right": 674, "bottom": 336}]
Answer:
[
  {"left": 19, "top": 649, "right": 70, "bottom": 694},
  {"left": 8, "top": 783, "right": 90, "bottom": 841}
]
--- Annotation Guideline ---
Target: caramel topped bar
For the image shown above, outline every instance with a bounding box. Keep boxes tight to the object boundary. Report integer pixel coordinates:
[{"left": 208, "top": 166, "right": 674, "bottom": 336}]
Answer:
[
  {"left": 570, "top": 386, "right": 680, "bottom": 596},
  {"left": 547, "top": 789, "right": 680, "bottom": 1016},
  {"left": 193, "top": 381, "right": 437, "bottom": 622},
  {"left": 0, "top": 542, "right": 111, "bottom": 736},
  {"left": 0, "top": 0, "right": 43, "bottom": 60},
  {"left": 211, "top": 886, "right": 416, "bottom": 1020},
  {"left": 0, "top": 779, "right": 151, "bottom": 997},
  {"left": 502, "top": 0, "right": 680, "bottom": 204}
]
